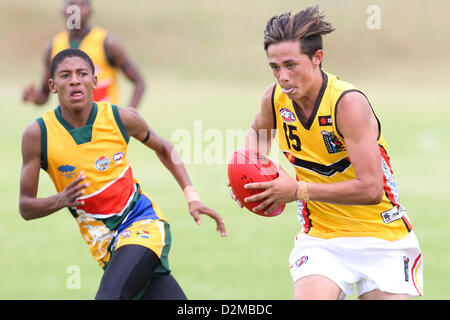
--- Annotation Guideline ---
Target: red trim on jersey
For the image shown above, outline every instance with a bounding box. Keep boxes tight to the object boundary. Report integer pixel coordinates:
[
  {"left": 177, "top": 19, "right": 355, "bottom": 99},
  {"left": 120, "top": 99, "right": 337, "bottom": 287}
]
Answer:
[
  {"left": 302, "top": 201, "right": 311, "bottom": 233},
  {"left": 285, "top": 151, "right": 296, "bottom": 164},
  {"left": 76, "top": 166, "right": 135, "bottom": 216},
  {"left": 379, "top": 145, "right": 400, "bottom": 207},
  {"left": 411, "top": 253, "right": 423, "bottom": 296},
  {"left": 402, "top": 216, "right": 413, "bottom": 232},
  {"left": 379, "top": 145, "right": 412, "bottom": 231}
]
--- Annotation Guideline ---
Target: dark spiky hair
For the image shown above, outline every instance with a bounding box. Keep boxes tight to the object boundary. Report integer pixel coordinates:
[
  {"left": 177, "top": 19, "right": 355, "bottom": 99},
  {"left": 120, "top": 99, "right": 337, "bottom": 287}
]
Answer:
[{"left": 263, "top": 6, "right": 335, "bottom": 60}]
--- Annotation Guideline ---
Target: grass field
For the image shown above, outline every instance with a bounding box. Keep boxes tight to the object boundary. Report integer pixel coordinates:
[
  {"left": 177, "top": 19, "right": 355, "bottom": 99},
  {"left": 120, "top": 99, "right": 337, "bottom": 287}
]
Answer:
[{"left": 0, "top": 0, "right": 449, "bottom": 300}]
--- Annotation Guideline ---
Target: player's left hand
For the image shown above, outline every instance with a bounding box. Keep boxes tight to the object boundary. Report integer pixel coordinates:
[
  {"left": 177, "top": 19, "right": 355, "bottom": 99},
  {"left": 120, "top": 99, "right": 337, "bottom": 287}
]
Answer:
[
  {"left": 244, "top": 166, "right": 298, "bottom": 214},
  {"left": 188, "top": 201, "right": 227, "bottom": 237}
]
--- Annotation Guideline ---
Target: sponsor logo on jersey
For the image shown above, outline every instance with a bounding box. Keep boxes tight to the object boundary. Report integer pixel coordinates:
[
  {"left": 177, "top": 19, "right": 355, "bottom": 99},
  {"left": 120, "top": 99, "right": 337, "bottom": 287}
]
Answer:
[
  {"left": 380, "top": 206, "right": 403, "bottom": 224},
  {"left": 137, "top": 230, "right": 150, "bottom": 239},
  {"left": 58, "top": 164, "right": 76, "bottom": 179},
  {"left": 295, "top": 255, "right": 309, "bottom": 268},
  {"left": 318, "top": 115, "right": 332, "bottom": 126},
  {"left": 95, "top": 156, "right": 110, "bottom": 171},
  {"left": 321, "top": 130, "right": 346, "bottom": 154},
  {"left": 403, "top": 256, "right": 410, "bottom": 282},
  {"left": 280, "top": 108, "right": 296, "bottom": 123},
  {"left": 58, "top": 164, "right": 75, "bottom": 173}
]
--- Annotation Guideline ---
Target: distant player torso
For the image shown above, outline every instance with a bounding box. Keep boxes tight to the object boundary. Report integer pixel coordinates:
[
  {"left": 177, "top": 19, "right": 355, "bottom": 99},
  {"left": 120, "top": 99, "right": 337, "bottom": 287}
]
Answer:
[
  {"left": 37, "top": 102, "right": 166, "bottom": 267},
  {"left": 50, "top": 27, "right": 119, "bottom": 104},
  {"left": 272, "top": 71, "right": 413, "bottom": 241}
]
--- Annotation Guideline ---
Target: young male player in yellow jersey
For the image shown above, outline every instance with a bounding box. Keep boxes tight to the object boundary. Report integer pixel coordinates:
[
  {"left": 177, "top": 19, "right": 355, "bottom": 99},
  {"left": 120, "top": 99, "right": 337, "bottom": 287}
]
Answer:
[
  {"left": 19, "top": 48, "right": 226, "bottom": 300},
  {"left": 23, "top": 0, "right": 145, "bottom": 109},
  {"left": 229, "top": 6, "right": 423, "bottom": 299}
]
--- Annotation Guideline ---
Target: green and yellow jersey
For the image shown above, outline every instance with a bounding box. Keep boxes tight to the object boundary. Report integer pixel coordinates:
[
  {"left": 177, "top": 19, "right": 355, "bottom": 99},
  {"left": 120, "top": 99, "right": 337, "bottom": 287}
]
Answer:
[
  {"left": 50, "top": 26, "right": 120, "bottom": 104},
  {"left": 36, "top": 102, "right": 166, "bottom": 267}
]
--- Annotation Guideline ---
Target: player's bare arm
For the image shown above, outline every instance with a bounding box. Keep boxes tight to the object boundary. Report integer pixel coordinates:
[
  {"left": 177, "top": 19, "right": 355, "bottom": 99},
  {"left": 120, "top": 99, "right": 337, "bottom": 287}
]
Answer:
[
  {"left": 19, "top": 122, "right": 89, "bottom": 220},
  {"left": 106, "top": 35, "right": 146, "bottom": 109},
  {"left": 22, "top": 41, "right": 52, "bottom": 105},
  {"left": 118, "top": 107, "right": 227, "bottom": 237},
  {"left": 306, "top": 91, "right": 384, "bottom": 205},
  {"left": 245, "top": 83, "right": 276, "bottom": 155}
]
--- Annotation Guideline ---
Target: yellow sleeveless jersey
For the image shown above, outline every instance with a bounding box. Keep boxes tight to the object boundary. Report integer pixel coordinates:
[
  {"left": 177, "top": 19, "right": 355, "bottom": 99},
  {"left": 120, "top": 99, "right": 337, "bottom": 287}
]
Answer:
[
  {"left": 36, "top": 102, "right": 166, "bottom": 267},
  {"left": 272, "top": 71, "right": 413, "bottom": 241},
  {"left": 50, "top": 26, "right": 120, "bottom": 104}
]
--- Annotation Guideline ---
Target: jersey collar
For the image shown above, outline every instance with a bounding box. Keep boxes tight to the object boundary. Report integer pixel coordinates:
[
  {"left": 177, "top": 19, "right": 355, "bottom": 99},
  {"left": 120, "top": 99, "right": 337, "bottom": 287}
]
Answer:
[
  {"left": 54, "top": 102, "right": 98, "bottom": 144},
  {"left": 292, "top": 70, "right": 328, "bottom": 131}
]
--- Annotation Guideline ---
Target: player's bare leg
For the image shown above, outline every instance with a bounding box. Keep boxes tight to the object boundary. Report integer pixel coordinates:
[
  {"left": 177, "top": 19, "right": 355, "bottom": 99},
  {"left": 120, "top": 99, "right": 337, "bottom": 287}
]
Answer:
[
  {"left": 294, "top": 275, "right": 342, "bottom": 300},
  {"left": 359, "top": 289, "right": 408, "bottom": 300}
]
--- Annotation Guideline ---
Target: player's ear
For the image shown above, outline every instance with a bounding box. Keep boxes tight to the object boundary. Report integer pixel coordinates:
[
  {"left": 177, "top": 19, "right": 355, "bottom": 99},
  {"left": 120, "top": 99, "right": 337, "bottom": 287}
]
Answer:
[
  {"left": 92, "top": 74, "right": 97, "bottom": 90},
  {"left": 312, "top": 50, "right": 323, "bottom": 67},
  {"left": 48, "top": 78, "right": 57, "bottom": 94}
]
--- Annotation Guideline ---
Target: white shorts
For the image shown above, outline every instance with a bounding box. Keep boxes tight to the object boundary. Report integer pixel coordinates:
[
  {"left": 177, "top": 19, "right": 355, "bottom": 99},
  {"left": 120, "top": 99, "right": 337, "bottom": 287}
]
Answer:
[{"left": 288, "top": 231, "right": 424, "bottom": 299}]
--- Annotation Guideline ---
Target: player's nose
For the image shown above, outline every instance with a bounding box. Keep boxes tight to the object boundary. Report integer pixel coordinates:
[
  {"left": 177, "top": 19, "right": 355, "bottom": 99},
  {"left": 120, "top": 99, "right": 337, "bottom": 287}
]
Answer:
[
  {"left": 70, "top": 73, "right": 81, "bottom": 85},
  {"left": 278, "top": 67, "right": 289, "bottom": 83}
]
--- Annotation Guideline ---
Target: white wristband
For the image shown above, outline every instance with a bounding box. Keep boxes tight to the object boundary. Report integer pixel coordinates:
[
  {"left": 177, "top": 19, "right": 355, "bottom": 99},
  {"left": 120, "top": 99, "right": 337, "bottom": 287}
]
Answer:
[{"left": 184, "top": 185, "right": 200, "bottom": 203}]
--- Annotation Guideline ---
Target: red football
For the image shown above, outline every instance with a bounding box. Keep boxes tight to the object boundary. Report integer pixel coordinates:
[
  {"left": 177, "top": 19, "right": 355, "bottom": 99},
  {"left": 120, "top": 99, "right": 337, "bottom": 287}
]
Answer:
[{"left": 228, "top": 149, "right": 285, "bottom": 217}]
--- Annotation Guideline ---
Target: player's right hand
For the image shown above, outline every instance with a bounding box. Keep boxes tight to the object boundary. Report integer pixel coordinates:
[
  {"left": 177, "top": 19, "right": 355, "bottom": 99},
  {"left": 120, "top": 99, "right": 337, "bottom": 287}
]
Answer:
[
  {"left": 57, "top": 171, "right": 89, "bottom": 208},
  {"left": 226, "top": 178, "right": 243, "bottom": 208}
]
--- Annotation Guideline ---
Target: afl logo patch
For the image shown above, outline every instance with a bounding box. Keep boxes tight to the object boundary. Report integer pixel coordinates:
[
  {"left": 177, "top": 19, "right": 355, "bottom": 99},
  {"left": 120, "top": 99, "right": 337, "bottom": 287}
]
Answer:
[
  {"left": 280, "top": 108, "right": 296, "bottom": 122},
  {"left": 113, "top": 152, "right": 124, "bottom": 162},
  {"left": 95, "top": 156, "right": 110, "bottom": 171}
]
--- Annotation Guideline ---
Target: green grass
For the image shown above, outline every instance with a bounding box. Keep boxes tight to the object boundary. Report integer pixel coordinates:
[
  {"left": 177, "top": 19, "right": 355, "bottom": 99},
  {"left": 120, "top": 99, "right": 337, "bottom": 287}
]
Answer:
[
  {"left": 0, "top": 0, "right": 449, "bottom": 300},
  {"left": 2, "top": 82, "right": 449, "bottom": 300}
]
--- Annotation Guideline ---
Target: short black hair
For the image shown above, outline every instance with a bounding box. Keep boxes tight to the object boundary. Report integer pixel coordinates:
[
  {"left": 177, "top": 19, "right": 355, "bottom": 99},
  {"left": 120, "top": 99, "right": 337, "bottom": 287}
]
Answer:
[{"left": 50, "top": 48, "right": 95, "bottom": 78}]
